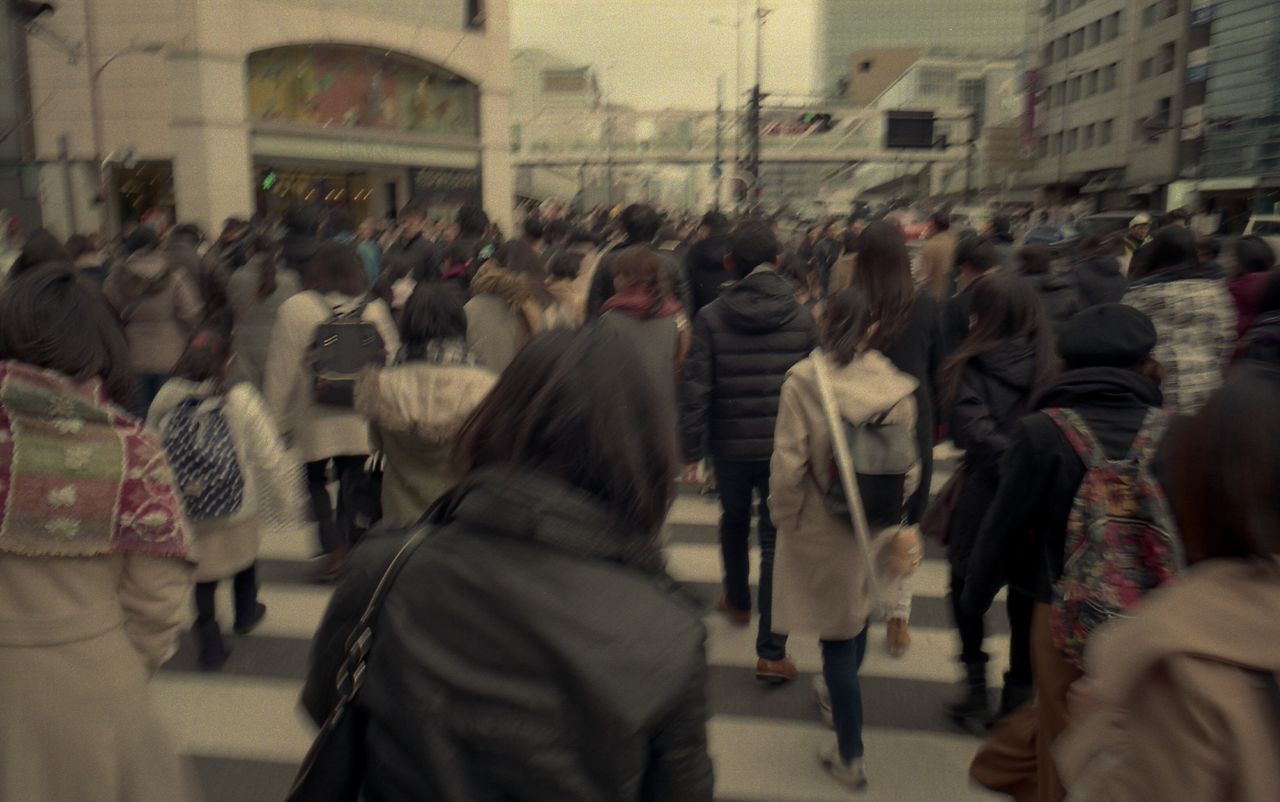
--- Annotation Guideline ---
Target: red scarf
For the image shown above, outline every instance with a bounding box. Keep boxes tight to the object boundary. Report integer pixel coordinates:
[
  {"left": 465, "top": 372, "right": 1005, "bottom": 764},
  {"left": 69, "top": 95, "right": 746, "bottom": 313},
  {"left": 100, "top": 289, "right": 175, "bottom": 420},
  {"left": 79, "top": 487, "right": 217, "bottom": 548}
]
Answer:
[
  {"left": 601, "top": 286, "right": 683, "bottom": 320},
  {"left": 0, "top": 361, "right": 192, "bottom": 561}
]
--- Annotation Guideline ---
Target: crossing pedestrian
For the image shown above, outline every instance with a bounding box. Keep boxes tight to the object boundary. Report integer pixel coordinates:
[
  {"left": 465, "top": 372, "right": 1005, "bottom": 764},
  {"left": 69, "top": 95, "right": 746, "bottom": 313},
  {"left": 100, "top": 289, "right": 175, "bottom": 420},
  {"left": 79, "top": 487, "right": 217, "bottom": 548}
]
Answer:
[
  {"left": 225, "top": 233, "right": 301, "bottom": 390},
  {"left": 302, "top": 328, "right": 714, "bottom": 801},
  {"left": 0, "top": 265, "right": 197, "bottom": 802},
  {"left": 464, "top": 239, "right": 552, "bottom": 372},
  {"left": 149, "top": 320, "right": 305, "bottom": 669},
  {"left": 680, "top": 221, "right": 817, "bottom": 683},
  {"left": 938, "top": 273, "right": 1056, "bottom": 732}
]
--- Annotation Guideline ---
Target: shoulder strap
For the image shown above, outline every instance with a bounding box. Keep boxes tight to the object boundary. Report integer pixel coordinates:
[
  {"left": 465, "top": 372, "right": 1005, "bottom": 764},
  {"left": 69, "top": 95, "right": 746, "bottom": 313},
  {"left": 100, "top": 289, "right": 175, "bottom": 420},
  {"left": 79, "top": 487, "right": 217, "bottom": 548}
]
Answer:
[
  {"left": 1127, "top": 408, "right": 1169, "bottom": 463},
  {"left": 810, "top": 348, "right": 883, "bottom": 606},
  {"left": 1043, "top": 407, "right": 1106, "bottom": 469}
]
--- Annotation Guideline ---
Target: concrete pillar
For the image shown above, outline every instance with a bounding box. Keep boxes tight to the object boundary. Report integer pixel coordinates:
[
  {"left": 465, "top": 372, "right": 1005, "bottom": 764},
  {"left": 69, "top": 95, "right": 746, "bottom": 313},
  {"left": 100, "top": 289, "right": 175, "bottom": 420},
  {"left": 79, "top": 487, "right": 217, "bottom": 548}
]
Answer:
[
  {"left": 37, "top": 160, "right": 98, "bottom": 239},
  {"left": 169, "top": 51, "right": 253, "bottom": 234},
  {"left": 480, "top": 88, "right": 513, "bottom": 235}
]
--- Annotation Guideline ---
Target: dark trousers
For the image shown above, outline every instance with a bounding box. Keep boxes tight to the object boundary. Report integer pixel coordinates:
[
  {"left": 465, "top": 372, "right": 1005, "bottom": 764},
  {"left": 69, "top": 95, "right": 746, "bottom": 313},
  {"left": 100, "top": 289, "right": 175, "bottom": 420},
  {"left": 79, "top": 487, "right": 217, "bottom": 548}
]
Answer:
[
  {"left": 129, "top": 373, "right": 169, "bottom": 419},
  {"left": 948, "top": 567, "right": 988, "bottom": 666},
  {"left": 193, "top": 562, "right": 259, "bottom": 630},
  {"left": 306, "top": 455, "right": 369, "bottom": 554},
  {"left": 714, "top": 458, "right": 787, "bottom": 661},
  {"left": 1006, "top": 589, "right": 1035, "bottom": 689},
  {"left": 823, "top": 627, "right": 870, "bottom": 762}
]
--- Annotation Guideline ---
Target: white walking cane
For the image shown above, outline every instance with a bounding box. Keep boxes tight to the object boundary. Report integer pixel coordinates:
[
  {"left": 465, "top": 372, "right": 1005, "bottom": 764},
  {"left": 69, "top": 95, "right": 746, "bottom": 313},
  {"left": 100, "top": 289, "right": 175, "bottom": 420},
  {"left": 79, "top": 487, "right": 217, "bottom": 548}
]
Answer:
[{"left": 809, "top": 348, "right": 884, "bottom": 610}]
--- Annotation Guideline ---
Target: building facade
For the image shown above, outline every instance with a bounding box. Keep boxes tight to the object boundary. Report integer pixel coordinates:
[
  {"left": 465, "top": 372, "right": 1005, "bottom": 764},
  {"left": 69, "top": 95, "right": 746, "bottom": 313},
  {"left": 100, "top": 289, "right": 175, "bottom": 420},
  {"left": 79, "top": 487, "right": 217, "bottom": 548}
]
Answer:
[
  {"left": 22, "top": 0, "right": 512, "bottom": 238},
  {"left": 814, "top": 0, "right": 1025, "bottom": 98},
  {"left": 1022, "top": 0, "right": 1192, "bottom": 209}
]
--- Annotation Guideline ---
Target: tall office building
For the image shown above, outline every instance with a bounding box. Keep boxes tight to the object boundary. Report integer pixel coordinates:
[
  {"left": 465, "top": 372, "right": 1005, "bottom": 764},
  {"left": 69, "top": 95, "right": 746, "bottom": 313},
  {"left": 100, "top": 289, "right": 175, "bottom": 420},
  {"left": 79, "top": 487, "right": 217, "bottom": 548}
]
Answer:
[{"left": 814, "top": 0, "right": 1026, "bottom": 97}]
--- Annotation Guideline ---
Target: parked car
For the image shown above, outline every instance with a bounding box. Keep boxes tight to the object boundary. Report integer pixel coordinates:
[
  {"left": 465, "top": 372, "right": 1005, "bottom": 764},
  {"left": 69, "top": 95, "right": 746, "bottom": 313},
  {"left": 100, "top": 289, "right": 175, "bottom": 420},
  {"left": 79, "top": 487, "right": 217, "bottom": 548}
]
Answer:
[
  {"left": 1244, "top": 214, "right": 1280, "bottom": 260},
  {"left": 1022, "top": 223, "right": 1081, "bottom": 258}
]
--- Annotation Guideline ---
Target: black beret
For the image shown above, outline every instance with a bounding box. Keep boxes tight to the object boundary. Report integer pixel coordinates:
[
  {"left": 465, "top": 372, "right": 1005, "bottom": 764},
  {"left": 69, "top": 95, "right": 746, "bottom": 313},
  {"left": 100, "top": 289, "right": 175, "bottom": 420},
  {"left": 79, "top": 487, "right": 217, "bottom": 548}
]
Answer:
[{"left": 1057, "top": 304, "right": 1157, "bottom": 368}]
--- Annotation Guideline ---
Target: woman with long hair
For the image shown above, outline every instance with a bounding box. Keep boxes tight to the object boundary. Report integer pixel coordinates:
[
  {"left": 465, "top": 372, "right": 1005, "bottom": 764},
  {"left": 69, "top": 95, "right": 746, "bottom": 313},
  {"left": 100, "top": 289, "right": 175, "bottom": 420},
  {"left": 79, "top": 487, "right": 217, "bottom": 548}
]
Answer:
[
  {"left": 0, "top": 266, "right": 197, "bottom": 800},
  {"left": 770, "top": 287, "right": 923, "bottom": 791},
  {"left": 1058, "top": 365, "right": 1280, "bottom": 801},
  {"left": 938, "top": 273, "right": 1056, "bottom": 731},
  {"left": 354, "top": 283, "right": 496, "bottom": 528},
  {"left": 464, "top": 238, "right": 552, "bottom": 372},
  {"left": 847, "top": 220, "right": 944, "bottom": 656},
  {"left": 264, "top": 242, "right": 400, "bottom": 578},
  {"left": 226, "top": 233, "right": 301, "bottom": 388},
  {"left": 303, "top": 328, "right": 714, "bottom": 801}
]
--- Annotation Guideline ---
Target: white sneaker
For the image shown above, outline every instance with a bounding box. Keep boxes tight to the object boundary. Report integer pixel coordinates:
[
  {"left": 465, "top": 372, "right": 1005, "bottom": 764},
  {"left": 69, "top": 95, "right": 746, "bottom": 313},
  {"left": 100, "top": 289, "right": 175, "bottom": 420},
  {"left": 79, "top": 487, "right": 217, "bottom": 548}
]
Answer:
[
  {"left": 812, "top": 675, "right": 834, "bottom": 728},
  {"left": 818, "top": 741, "right": 868, "bottom": 791}
]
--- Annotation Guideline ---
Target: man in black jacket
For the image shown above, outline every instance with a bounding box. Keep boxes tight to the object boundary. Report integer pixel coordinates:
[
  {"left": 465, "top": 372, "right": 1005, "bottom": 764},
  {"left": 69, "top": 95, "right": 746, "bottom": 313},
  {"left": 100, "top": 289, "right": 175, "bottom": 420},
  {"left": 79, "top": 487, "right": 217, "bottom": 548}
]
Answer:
[
  {"left": 384, "top": 201, "right": 441, "bottom": 283},
  {"left": 684, "top": 211, "right": 733, "bottom": 316},
  {"left": 942, "top": 236, "right": 1003, "bottom": 357},
  {"left": 680, "top": 221, "right": 816, "bottom": 683},
  {"left": 960, "top": 304, "right": 1162, "bottom": 784},
  {"left": 586, "top": 204, "right": 694, "bottom": 318}
]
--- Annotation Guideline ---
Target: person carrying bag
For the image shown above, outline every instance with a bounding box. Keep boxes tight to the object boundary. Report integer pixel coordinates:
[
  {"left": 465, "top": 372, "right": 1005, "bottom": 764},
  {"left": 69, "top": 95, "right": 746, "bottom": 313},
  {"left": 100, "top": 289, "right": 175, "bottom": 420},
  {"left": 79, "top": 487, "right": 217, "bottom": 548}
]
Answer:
[{"left": 768, "top": 288, "right": 924, "bottom": 792}]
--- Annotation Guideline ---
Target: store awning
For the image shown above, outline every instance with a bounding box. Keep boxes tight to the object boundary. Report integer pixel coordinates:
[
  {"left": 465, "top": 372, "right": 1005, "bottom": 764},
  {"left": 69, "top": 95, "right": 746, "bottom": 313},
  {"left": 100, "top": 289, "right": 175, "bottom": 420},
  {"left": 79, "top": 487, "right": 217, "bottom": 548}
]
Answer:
[{"left": 251, "top": 129, "right": 479, "bottom": 170}]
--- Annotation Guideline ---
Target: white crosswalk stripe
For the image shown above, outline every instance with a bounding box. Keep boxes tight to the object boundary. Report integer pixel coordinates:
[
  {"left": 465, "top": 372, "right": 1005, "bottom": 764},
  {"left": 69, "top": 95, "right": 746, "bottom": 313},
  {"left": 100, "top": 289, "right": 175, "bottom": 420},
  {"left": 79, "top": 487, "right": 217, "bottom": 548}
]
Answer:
[{"left": 162, "top": 451, "right": 1002, "bottom": 800}]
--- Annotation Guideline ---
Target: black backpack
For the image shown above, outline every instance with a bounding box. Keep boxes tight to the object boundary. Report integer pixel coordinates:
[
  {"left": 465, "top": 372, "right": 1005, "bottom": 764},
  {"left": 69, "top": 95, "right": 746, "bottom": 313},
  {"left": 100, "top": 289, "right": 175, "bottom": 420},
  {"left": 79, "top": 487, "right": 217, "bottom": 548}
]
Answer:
[
  {"left": 823, "top": 408, "right": 918, "bottom": 529},
  {"left": 307, "top": 299, "right": 386, "bottom": 408}
]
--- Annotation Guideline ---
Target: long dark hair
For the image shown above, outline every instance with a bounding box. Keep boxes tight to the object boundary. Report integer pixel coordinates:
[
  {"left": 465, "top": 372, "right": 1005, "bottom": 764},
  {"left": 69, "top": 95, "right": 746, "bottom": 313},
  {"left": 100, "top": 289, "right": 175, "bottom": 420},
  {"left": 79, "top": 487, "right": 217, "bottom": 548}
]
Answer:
[
  {"left": 852, "top": 221, "right": 915, "bottom": 352},
  {"left": 613, "top": 246, "right": 673, "bottom": 312},
  {"left": 252, "top": 234, "right": 282, "bottom": 299},
  {"left": 821, "top": 287, "right": 876, "bottom": 366},
  {"left": 452, "top": 326, "right": 676, "bottom": 534},
  {"left": 938, "top": 274, "right": 1056, "bottom": 407},
  {"left": 10, "top": 228, "right": 71, "bottom": 278},
  {"left": 400, "top": 283, "right": 468, "bottom": 360},
  {"left": 172, "top": 319, "right": 234, "bottom": 387},
  {"left": 1167, "top": 364, "right": 1280, "bottom": 563},
  {"left": 0, "top": 264, "right": 132, "bottom": 404}
]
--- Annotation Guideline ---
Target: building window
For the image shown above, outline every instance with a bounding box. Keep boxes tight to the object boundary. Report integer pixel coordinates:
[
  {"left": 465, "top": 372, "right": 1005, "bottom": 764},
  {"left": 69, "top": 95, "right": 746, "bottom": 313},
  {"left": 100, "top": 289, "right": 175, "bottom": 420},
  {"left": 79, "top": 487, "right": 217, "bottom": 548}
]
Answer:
[
  {"left": 1142, "top": 3, "right": 1158, "bottom": 26},
  {"left": 1158, "top": 42, "right": 1176, "bottom": 74},
  {"left": 1068, "top": 76, "right": 1082, "bottom": 102},
  {"left": 1156, "top": 96, "right": 1172, "bottom": 124},
  {"left": 1101, "top": 118, "right": 1113, "bottom": 145},
  {"left": 1042, "top": 43, "right": 1054, "bottom": 67},
  {"left": 1086, "top": 20, "right": 1101, "bottom": 48},
  {"left": 1085, "top": 69, "right": 1098, "bottom": 96},
  {"left": 918, "top": 68, "right": 954, "bottom": 97},
  {"left": 1084, "top": 123, "right": 1095, "bottom": 148},
  {"left": 1139, "top": 58, "right": 1153, "bottom": 81},
  {"left": 1102, "top": 63, "right": 1118, "bottom": 91},
  {"left": 1053, "top": 131, "right": 1063, "bottom": 155},
  {"left": 1038, "top": 136, "right": 1050, "bottom": 158},
  {"left": 1055, "top": 37, "right": 1068, "bottom": 61},
  {"left": 1069, "top": 29, "right": 1084, "bottom": 56},
  {"left": 1163, "top": 0, "right": 1179, "bottom": 19},
  {"left": 1066, "top": 128, "right": 1078, "bottom": 152},
  {"left": 1058, "top": 0, "right": 1071, "bottom": 16}
]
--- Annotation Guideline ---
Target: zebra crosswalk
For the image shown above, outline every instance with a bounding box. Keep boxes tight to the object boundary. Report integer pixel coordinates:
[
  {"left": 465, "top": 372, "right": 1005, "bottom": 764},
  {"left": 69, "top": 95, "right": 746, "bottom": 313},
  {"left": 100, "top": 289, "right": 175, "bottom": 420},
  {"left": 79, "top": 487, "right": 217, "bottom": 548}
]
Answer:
[{"left": 158, "top": 452, "right": 1003, "bottom": 801}]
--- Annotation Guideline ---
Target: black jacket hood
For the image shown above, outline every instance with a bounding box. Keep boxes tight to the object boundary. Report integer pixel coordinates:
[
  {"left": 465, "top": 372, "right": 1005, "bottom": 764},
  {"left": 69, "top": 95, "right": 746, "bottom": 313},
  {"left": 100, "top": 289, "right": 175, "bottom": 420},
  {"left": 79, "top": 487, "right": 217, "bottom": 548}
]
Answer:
[
  {"left": 973, "top": 341, "right": 1037, "bottom": 392},
  {"left": 718, "top": 268, "right": 801, "bottom": 333},
  {"left": 1034, "top": 366, "right": 1163, "bottom": 411}
]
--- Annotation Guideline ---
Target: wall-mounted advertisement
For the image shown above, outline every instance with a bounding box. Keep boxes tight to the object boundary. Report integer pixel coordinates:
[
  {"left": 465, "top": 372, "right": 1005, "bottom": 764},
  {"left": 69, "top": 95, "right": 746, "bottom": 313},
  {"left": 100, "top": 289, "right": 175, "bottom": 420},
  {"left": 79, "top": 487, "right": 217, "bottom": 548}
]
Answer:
[{"left": 248, "top": 45, "right": 479, "bottom": 138}]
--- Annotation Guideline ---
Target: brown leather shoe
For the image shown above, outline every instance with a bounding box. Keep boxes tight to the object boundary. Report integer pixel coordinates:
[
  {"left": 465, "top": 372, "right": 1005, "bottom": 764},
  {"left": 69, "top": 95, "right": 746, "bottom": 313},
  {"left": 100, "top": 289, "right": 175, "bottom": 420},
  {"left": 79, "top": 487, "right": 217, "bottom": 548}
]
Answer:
[
  {"left": 717, "top": 594, "right": 751, "bottom": 627},
  {"left": 756, "top": 656, "right": 799, "bottom": 684},
  {"left": 887, "top": 617, "right": 911, "bottom": 658}
]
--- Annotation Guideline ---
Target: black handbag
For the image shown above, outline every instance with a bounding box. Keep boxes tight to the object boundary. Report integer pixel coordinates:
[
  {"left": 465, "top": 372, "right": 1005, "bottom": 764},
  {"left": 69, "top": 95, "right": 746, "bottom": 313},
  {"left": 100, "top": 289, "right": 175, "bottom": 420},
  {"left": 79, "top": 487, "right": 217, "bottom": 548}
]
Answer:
[{"left": 285, "top": 527, "right": 428, "bottom": 802}]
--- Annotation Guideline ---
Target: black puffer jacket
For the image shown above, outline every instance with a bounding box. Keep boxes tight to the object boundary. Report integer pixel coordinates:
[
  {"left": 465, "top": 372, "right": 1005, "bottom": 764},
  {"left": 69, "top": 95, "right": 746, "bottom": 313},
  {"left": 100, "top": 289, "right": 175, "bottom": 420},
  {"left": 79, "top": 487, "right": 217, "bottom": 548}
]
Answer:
[
  {"left": 680, "top": 267, "right": 816, "bottom": 462},
  {"left": 1028, "top": 271, "right": 1084, "bottom": 329},
  {"left": 883, "top": 291, "right": 943, "bottom": 523},
  {"left": 303, "top": 468, "right": 714, "bottom": 802},
  {"left": 947, "top": 340, "right": 1038, "bottom": 571},
  {"left": 684, "top": 235, "right": 733, "bottom": 316},
  {"left": 961, "top": 368, "right": 1163, "bottom": 611},
  {"left": 1074, "top": 255, "right": 1128, "bottom": 308}
]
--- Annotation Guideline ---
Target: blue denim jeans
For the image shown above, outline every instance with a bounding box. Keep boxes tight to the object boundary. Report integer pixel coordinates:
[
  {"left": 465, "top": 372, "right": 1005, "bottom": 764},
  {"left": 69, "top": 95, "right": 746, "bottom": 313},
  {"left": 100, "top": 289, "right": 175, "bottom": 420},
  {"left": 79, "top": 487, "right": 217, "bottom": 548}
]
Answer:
[
  {"left": 714, "top": 458, "right": 787, "bottom": 661},
  {"left": 823, "top": 627, "right": 870, "bottom": 762}
]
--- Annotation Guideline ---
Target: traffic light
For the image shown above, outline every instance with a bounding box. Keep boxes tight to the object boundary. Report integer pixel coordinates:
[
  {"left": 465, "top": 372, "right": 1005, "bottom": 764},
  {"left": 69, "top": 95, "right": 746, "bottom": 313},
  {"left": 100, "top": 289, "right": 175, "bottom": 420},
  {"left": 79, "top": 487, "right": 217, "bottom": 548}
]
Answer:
[
  {"left": 799, "top": 112, "right": 835, "bottom": 132},
  {"left": 261, "top": 170, "right": 278, "bottom": 191}
]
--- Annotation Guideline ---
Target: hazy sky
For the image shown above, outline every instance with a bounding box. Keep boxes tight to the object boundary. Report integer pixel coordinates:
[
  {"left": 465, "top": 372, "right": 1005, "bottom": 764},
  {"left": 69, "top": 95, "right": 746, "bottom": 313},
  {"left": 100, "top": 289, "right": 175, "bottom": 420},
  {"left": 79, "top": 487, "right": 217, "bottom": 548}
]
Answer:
[{"left": 510, "top": 0, "right": 817, "bottom": 111}]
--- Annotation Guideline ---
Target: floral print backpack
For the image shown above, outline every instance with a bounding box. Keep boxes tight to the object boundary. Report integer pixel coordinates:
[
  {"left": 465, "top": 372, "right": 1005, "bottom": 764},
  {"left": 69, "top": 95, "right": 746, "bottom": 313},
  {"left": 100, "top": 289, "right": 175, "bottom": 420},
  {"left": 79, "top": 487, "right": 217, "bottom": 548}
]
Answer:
[{"left": 1043, "top": 407, "right": 1185, "bottom": 668}]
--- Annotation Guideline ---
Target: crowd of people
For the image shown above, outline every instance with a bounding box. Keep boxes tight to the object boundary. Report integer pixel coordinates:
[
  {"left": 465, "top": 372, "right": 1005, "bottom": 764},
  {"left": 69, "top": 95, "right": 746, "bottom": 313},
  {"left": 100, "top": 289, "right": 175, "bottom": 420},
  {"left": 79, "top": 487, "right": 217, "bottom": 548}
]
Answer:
[{"left": 0, "top": 194, "right": 1277, "bottom": 801}]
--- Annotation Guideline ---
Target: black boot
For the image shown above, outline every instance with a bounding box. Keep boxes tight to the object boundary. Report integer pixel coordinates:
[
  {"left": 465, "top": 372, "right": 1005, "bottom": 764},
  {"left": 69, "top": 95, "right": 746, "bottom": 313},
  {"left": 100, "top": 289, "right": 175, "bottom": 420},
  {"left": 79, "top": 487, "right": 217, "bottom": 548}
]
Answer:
[
  {"left": 991, "top": 673, "right": 1035, "bottom": 724},
  {"left": 947, "top": 662, "right": 990, "bottom": 735},
  {"left": 195, "top": 619, "right": 231, "bottom": 671}
]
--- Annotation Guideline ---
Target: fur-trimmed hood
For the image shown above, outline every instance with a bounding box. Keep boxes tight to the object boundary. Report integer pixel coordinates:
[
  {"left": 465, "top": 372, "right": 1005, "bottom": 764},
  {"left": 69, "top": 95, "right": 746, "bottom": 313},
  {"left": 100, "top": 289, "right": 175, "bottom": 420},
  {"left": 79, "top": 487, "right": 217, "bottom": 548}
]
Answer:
[{"left": 355, "top": 359, "right": 496, "bottom": 445}]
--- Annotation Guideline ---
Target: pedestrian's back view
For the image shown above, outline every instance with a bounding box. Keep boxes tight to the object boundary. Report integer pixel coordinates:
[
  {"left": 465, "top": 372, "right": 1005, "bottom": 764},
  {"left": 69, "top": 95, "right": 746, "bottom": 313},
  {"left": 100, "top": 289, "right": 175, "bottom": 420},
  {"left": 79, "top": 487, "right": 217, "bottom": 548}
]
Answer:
[{"left": 680, "top": 221, "right": 816, "bottom": 683}]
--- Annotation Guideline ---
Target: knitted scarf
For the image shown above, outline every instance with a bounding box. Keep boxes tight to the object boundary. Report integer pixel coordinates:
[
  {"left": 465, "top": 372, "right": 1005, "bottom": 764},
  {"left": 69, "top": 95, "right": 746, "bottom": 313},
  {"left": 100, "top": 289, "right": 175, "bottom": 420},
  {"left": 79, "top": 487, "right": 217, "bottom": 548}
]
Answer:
[
  {"left": 0, "top": 361, "right": 192, "bottom": 560},
  {"left": 601, "top": 286, "right": 683, "bottom": 321}
]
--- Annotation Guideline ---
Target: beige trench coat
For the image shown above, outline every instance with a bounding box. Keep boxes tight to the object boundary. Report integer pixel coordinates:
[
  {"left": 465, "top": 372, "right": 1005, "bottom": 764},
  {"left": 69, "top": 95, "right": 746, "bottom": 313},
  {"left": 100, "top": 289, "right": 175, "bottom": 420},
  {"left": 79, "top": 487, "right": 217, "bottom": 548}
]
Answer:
[
  {"left": 769, "top": 351, "right": 918, "bottom": 641},
  {"left": 0, "top": 552, "right": 197, "bottom": 801}
]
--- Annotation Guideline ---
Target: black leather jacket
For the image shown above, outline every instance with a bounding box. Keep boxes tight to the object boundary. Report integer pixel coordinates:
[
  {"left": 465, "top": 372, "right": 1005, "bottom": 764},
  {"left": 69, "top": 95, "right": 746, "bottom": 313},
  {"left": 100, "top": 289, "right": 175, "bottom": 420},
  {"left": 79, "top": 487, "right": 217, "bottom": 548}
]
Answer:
[{"left": 302, "top": 468, "right": 714, "bottom": 802}]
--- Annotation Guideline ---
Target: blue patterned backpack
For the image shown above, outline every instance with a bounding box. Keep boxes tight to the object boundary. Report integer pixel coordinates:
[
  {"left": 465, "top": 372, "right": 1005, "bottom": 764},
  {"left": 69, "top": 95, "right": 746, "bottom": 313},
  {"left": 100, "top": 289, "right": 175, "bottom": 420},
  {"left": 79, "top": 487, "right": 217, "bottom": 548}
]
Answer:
[{"left": 161, "top": 396, "right": 246, "bottom": 521}]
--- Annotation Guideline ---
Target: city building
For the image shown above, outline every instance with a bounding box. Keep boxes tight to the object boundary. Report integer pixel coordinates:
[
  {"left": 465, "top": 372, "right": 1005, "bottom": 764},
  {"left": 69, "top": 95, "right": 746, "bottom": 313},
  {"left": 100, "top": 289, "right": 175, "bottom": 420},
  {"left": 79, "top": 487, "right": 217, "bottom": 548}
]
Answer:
[
  {"left": 1021, "top": 0, "right": 1192, "bottom": 210},
  {"left": 1192, "top": 0, "right": 1280, "bottom": 226},
  {"left": 845, "top": 48, "right": 923, "bottom": 107},
  {"left": 21, "top": 0, "right": 513, "bottom": 238},
  {"left": 813, "top": 0, "right": 1025, "bottom": 98}
]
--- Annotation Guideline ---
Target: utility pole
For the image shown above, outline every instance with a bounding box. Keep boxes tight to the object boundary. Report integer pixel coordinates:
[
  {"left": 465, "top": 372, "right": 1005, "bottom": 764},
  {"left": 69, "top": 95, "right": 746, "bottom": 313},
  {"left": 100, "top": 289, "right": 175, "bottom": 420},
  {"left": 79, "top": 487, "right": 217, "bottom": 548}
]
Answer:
[
  {"left": 964, "top": 107, "right": 978, "bottom": 204},
  {"left": 714, "top": 75, "right": 724, "bottom": 211},
  {"left": 744, "top": 0, "right": 770, "bottom": 214}
]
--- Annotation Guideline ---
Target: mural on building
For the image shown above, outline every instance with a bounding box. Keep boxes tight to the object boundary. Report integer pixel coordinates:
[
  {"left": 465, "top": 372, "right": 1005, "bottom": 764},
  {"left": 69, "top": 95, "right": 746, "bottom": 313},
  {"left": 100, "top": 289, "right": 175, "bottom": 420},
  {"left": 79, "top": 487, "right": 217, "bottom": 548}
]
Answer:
[{"left": 248, "top": 45, "right": 479, "bottom": 137}]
